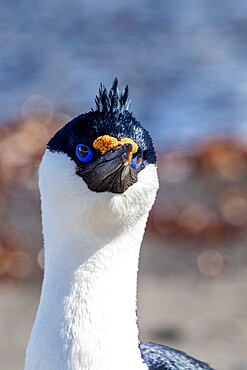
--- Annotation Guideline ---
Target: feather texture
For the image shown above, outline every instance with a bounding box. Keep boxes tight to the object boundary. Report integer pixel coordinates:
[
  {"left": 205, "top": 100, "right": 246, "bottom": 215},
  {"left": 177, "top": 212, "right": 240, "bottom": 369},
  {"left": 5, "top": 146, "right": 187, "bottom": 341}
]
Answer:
[
  {"left": 95, "top": 77, "right": 131, "bottom": 114},
  {"left": 140, "top": 342, "right": 215, "bottom": 370}
]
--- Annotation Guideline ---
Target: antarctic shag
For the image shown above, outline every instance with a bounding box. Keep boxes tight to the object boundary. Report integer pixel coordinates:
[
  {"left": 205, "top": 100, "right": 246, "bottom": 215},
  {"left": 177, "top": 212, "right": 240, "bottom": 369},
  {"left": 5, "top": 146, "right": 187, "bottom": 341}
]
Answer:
[{"left": 25, "top": 79, "right": 215, "bottom": 370}]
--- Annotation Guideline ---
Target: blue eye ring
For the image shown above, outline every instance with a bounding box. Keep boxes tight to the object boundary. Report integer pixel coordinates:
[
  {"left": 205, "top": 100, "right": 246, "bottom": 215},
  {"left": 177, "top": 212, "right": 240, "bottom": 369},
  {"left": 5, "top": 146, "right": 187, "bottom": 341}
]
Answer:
[
  {"left": 132, "top": 152, "right": 143, "bottom": 169},
  {"left": 76, "top": 144, "right": 94, "bottom": 163}
]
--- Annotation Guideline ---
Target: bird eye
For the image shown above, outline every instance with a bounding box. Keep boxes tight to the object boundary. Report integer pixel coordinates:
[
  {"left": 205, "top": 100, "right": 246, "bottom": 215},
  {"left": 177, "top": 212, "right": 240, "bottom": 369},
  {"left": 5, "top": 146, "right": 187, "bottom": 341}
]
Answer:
[
  {"left": 76, "top": 144, "right": 93, "bottom": 163},
  {"left": 132, "top": 153, "right": 143, "bottom": 169}
]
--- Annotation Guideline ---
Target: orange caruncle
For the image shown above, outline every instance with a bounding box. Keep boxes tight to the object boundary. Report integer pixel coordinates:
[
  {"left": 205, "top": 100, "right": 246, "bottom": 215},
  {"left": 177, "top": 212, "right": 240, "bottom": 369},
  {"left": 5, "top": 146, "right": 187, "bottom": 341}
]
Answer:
[
  {"left": 93, "top": 135, "right": 118, "bottom": 154},
  {"left": 119, "top": 138, "right": 138, "bottom": 154},
  {"left": 93, "top": 135, "right": 138, "bottom": 155}
]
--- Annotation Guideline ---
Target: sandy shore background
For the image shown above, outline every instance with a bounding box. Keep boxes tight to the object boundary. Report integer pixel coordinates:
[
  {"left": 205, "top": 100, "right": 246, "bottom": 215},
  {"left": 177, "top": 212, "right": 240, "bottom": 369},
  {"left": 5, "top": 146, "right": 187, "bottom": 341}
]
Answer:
[{"left": 1, "top": 235, "right": 247, "bottom": 370}]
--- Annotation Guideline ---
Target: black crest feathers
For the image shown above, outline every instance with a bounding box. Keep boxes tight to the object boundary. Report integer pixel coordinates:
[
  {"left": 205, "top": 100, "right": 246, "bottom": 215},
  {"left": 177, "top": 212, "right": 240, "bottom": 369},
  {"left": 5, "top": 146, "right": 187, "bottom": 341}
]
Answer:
[{"left": 95, "top": 78, "right": 131, "bottom": 114}]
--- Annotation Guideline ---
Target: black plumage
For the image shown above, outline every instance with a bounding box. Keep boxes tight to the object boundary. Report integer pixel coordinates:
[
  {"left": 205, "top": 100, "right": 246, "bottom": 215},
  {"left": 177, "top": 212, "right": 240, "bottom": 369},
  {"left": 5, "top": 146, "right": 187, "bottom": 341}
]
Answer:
[
  {"left": 47, "top": 78, "right": 156, "bottom": 166},
  {"left": 140, "top": 342, "right": 215, "bottom": 370},
  {"left": 95, "top": 77, "right": 131, "bottom": 113}
]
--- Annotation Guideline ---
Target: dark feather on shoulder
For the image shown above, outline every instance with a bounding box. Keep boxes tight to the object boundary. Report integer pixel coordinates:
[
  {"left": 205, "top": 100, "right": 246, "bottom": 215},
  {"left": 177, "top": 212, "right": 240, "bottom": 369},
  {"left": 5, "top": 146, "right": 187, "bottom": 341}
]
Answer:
[{"left": 140, "top": 342, "right": 215, "bottom": 370}]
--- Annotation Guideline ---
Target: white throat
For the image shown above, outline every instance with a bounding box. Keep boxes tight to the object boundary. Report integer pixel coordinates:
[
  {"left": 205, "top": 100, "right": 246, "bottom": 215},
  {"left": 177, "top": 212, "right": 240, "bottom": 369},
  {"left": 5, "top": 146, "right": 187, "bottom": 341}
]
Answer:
[{"left": 25, "top": 150, "right": 159, "bottom": 370}]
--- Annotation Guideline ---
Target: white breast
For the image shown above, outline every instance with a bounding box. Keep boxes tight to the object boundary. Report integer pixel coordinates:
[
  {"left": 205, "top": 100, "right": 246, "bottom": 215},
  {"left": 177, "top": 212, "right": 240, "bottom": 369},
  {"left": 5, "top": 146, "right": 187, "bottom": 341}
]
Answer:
[{"left": 25, "top": 150, "right": 159, "bottom": 370}]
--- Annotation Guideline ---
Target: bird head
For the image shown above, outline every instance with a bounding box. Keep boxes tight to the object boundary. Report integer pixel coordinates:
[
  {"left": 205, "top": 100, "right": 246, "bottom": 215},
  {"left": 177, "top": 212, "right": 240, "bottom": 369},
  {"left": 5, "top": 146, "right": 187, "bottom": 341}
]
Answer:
[{"left": 39, "top": 79, "right": 158, "bottom": 233}]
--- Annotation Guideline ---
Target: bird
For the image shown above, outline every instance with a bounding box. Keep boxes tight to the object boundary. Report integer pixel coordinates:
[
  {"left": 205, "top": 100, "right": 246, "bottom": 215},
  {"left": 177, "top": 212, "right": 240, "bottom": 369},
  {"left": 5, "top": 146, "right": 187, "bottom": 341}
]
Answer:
[{"left": 25, "top": 78, "right": 215, "bottom": 370}]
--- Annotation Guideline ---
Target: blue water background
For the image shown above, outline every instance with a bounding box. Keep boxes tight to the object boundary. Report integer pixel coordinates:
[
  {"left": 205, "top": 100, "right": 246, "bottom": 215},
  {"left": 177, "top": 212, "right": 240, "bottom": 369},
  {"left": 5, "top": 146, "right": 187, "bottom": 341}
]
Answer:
[{"left": 2, "top": 0, "right": 247, "bottom": 147}]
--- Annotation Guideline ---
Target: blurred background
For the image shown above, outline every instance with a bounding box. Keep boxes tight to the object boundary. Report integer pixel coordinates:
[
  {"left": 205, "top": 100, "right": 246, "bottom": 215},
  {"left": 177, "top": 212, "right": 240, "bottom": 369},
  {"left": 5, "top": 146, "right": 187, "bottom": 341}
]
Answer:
[{"left": 1, "top": 0, "right": 247, "bottom": 369}]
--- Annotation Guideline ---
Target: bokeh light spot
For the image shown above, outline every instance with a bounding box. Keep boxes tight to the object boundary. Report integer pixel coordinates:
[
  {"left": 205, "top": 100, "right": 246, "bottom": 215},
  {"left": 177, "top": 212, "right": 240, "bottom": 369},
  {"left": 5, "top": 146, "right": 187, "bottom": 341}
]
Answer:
[
  {"left": 197, "top": 250, "right": 224, "bottom": 277},
  {"left": 37, "top": 248, "right": 44, "bottom": 270},
  {"left": 158, "top": 152, "right": 194, "bottom": 183},
  {"left": 21, "top": 95, "right": 53, "bottom": 124},
  {"left": 219, "top": 190, "right": 247, "bottom": 226},
  {"left": 180, "top": 203, "right": 212, "bottom": 235},
  {"left": 113, "top": 36, "right": 147, "bottom": 70},
  {"left": 153, "top": 204, "right": 180, "bottom": 235},
  {"left": 8, "top": 251, "right": 32, "bottom": 279}
]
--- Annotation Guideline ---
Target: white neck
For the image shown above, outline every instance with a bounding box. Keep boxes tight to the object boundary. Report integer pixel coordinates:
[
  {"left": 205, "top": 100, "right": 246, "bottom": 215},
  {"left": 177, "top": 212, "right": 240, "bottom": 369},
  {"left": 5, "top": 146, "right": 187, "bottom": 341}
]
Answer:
[{"left": 25, "top": 151, "right": 158, "bottom": 370}]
